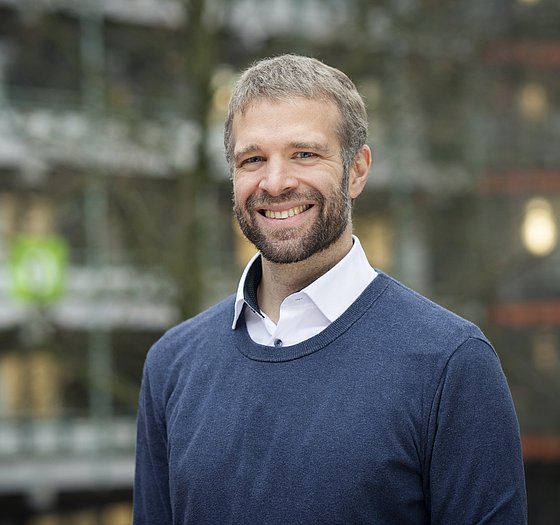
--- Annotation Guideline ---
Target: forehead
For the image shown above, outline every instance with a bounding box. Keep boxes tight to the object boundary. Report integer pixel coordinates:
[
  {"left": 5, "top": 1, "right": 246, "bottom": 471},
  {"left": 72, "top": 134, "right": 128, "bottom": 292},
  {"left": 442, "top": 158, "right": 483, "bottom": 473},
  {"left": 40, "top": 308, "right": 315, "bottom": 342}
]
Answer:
[{"left": 231, "top": 97, "right": 341, "bottom": 151}]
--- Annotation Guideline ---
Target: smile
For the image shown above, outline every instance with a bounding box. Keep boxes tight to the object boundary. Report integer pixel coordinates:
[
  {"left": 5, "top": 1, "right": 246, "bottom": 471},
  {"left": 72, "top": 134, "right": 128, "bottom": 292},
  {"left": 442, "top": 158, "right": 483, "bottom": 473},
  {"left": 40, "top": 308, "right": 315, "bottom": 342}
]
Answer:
[{"left": 262, "top": 204, "right": 311, "bottom": 219}]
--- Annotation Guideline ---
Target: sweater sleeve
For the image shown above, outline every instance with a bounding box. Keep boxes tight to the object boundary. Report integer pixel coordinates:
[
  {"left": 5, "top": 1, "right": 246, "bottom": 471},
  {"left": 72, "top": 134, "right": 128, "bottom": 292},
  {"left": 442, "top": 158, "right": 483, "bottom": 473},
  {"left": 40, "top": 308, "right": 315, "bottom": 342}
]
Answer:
[
  {"left": 426, "top": 337, "right": 527, "bottom": 524},
  {"left": 133, "top": 357, "right": 173, "bottom": 524}
]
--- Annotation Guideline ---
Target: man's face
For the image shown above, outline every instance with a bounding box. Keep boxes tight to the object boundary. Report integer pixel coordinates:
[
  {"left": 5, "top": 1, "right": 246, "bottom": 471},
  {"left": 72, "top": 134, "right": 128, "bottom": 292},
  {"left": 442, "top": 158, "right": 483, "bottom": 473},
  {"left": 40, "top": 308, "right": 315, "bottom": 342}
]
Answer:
[{"left": 231, "top": 97, "right": 352, "bottom": 264}]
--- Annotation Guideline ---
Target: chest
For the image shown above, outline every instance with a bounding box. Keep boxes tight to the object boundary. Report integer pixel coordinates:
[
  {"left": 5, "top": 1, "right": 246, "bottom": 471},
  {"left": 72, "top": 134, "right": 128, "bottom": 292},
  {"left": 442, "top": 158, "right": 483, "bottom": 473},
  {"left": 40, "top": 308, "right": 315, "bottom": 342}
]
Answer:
[{"left": 164, "top": 350, "right": 428, "bottom": 524}]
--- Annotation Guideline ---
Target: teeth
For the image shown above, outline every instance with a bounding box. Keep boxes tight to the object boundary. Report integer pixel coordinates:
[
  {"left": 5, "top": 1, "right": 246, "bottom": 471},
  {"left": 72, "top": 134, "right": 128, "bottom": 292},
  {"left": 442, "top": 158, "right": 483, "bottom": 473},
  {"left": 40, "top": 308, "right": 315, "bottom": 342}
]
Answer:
[{"left": 264, "top": 205, "right": 310, "bottom": 219}]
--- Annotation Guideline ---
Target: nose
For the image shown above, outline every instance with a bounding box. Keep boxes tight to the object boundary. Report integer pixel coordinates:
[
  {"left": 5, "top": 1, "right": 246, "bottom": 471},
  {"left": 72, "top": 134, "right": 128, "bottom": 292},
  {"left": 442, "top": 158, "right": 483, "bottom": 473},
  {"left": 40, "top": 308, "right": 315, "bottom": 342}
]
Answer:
[{"left": 258, "top": 158, "right": 298, "bottom": 196}]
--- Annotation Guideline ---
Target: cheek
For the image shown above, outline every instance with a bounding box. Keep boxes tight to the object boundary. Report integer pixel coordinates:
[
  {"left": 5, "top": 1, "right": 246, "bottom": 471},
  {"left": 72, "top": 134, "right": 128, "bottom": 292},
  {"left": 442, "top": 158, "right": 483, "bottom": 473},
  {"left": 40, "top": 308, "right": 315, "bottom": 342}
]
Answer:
[{"left": 232, "top": 179, "right": 253, "bottom": 208}]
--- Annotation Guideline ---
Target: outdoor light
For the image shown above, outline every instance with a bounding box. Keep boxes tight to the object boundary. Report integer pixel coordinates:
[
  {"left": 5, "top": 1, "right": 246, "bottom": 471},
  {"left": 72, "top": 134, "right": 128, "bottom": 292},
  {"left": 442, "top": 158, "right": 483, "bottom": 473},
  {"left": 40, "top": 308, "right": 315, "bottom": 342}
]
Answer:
[
  {"left": 518, "top": 0, "right": 540, "bottom": 5},
  {"left": 518, "top": 83, "right": 548, "bottom": 121},
  {"left": 521, "top": 197, "right": 558, "bottom": 256}
]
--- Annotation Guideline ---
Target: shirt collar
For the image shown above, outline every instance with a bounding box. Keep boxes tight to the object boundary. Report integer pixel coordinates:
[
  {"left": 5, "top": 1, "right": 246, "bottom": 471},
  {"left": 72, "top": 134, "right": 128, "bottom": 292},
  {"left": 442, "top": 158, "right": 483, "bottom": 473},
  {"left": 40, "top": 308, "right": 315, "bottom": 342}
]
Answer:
[
  {"left": 232, "top": 236, "right": 376, "bottom": 329},
  {"left": 302, "top": 236, "right": 376, "bottom": 322},
  {"left": 233, "top": 251, "right": 262, "bottom": 328}
]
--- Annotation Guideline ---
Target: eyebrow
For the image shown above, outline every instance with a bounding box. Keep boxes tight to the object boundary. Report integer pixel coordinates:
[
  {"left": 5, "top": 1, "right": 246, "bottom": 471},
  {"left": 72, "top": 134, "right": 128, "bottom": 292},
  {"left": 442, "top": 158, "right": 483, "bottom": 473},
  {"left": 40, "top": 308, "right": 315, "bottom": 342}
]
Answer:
[
  {"left": 290, "top": 141, "right": 331, "bottom": 154},
  {"left": 234, "top": 144, "right": 261, "bottom": 164}
]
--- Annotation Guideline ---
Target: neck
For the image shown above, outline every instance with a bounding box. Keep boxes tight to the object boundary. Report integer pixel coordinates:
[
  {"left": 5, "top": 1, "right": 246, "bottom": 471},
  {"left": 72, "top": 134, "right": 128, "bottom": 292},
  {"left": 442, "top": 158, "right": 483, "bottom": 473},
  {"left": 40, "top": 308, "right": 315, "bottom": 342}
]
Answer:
[{"left": 257, "top": 231, "right": 353, "bottom": 323}]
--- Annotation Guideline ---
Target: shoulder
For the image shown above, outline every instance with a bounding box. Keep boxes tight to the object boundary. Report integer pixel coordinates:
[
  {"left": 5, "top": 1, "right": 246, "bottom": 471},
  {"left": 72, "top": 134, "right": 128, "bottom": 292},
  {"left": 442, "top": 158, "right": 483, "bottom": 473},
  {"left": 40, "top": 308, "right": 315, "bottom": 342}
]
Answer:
[
  {"left": 143, "top": 294, "right": 235, "bottom": 376},
  {"left": 163, "top": 294, "right": 235, "bottom": 342},
  {"left": 372, "top": 273, "right": 491, "bottom": 360}
]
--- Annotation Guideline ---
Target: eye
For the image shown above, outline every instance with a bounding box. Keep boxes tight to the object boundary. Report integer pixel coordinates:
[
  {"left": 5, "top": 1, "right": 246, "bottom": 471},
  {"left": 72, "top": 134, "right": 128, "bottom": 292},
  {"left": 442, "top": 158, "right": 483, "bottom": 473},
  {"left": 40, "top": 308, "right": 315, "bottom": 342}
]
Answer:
[
  {"left": 239, "top": 156, "right": 265, "bottom": 168},
  {"left": 293, "top": 151, "right": 317, "bottom": 160}
]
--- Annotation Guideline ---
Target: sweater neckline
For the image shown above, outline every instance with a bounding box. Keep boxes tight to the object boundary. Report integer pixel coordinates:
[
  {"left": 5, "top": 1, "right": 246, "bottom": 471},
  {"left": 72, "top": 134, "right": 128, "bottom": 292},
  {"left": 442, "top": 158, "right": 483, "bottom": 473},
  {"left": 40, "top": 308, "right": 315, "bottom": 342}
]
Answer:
[{"left": 233, "top": 272, "right": 390, "bottom": 363}]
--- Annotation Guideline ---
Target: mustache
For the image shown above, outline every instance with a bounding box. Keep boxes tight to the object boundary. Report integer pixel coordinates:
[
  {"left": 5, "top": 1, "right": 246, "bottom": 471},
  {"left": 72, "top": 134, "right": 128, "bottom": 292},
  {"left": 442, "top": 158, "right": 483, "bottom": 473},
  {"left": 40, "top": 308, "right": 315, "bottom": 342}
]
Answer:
[{"left": 245, "top": 190, "right": 324, "bottom": 209}]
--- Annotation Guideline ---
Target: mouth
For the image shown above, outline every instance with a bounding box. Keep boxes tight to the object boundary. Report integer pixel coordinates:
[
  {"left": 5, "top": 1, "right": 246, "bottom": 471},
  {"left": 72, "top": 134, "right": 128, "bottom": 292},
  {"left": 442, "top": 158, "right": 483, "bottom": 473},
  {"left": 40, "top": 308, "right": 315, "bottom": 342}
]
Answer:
[{"left": 261, "top": 204, "right": 312, "bottom": 219}]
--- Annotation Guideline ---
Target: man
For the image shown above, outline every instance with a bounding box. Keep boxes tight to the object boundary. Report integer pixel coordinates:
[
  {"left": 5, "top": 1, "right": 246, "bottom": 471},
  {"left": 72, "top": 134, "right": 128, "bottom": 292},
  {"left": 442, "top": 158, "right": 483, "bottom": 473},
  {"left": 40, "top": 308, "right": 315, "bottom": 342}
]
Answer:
[{"left": 134, "top": 55, "right": 527, "bottom": 524}]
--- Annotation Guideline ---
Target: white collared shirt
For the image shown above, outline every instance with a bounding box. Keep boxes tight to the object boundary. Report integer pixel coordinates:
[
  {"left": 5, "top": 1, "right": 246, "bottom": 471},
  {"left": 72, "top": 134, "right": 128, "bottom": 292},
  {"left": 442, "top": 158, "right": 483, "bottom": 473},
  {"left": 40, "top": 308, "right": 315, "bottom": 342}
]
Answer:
[{"left": 232, "top": 236, "right": 377, "bottom": 347}]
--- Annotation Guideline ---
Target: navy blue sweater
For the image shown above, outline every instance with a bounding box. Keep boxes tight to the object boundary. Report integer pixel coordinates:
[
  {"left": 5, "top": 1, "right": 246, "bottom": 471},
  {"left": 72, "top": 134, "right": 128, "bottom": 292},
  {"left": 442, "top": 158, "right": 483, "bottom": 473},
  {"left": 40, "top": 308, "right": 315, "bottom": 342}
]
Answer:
[{"left": 134, "top": 272, "right": 527, "bottom": 524}]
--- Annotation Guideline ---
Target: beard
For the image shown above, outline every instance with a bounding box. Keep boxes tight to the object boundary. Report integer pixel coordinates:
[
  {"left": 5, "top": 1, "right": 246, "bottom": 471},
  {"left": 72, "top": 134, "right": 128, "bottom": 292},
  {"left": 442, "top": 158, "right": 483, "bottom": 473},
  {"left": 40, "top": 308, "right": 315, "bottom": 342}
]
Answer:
[{"left": 233, "top": 177, "right": 351, "bottom": 264}]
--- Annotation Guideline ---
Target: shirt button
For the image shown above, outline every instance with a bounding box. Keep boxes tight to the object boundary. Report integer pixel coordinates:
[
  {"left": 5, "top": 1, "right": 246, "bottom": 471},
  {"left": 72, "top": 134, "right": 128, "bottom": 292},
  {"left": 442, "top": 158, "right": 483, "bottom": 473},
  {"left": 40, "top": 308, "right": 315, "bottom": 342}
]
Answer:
[{"left": 274, "top": 338, "right": 283, "bottom": 348}]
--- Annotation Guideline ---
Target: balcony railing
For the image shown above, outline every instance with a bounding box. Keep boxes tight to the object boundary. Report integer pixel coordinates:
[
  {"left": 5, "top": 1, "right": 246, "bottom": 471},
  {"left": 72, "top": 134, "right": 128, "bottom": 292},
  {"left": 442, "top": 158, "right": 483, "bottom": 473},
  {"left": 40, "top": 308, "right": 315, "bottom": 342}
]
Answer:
[{"left": 0, "top": 417, "right": 136, "bottom": 493}]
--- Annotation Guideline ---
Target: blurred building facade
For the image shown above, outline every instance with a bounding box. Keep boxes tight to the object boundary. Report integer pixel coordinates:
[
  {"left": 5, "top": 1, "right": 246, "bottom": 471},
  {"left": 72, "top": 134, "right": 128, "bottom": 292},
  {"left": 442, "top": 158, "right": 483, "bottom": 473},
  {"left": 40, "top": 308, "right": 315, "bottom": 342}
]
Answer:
[{"left": 0, "top": 0, "right": 559, "bottom": 523}]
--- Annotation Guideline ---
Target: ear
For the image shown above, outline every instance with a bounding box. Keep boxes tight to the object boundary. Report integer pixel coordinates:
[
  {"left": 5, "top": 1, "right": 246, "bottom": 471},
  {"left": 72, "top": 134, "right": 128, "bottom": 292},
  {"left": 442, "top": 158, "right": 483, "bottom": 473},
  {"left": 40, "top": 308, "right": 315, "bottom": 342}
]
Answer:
[{"left": 348, "top": 145, "right": 371, "bottom": 199}]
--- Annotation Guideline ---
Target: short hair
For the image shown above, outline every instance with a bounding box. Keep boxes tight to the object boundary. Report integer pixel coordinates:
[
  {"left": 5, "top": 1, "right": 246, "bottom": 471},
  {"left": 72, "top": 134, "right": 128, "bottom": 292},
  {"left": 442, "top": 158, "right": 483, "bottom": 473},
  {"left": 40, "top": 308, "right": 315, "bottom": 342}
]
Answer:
[{"left": 224, "top": 54, "right": 368, "bottom": 175}]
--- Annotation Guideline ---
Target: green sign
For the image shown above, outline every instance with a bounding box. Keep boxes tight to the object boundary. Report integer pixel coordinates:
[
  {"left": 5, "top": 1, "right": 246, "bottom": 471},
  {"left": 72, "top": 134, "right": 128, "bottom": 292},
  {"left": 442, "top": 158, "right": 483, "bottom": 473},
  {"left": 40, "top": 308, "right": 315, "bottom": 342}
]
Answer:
[{"left": 9, "top": 235, "right": 69, "bottom": 303}]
